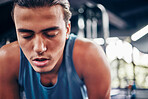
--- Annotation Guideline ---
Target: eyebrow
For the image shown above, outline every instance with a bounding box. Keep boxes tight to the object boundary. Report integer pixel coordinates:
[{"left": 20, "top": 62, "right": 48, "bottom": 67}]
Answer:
[
  {"left": 41, "top": 26, "right": 60, "bottom": 32},
  {"left": 17, "top": 26, "right": 60, "bottom": 33},
  {"left": 17, "top": 29, "right": 34, "bottom": 33}
]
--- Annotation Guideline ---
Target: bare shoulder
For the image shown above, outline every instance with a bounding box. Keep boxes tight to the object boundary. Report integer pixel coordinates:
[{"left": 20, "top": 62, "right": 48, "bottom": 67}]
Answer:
[
  {"left": 73, "top": 37, "right": 109, "bottom": 76},
  {"left": 0, "top": 41, "right": 20, "bottom": 98},
  {"left": 73, "top": 37, "right": 106, "bottom": 58},
  {"left": 0, "top": 41, "right": 20, "bottom": 79},
  {"left": 73, "top": 37, "right": 111, "bottom": 99}
]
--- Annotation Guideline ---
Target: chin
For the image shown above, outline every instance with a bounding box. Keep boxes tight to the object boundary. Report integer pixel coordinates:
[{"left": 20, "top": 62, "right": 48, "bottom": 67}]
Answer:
[
  {"left": 33, "top": 66, "right": 54, "bottom": 73},
  {"left": 34, "top": 69, "right": 52, "bottom": 74}
]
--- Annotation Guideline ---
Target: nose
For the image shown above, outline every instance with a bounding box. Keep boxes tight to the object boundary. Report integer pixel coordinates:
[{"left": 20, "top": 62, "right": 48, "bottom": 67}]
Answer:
[{"left": 33, "top": 36, "right": 47, "bottom": 54}]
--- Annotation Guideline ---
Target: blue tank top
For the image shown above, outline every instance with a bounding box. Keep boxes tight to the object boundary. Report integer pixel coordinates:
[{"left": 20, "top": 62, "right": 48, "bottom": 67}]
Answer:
[{"left": 19, "top": 34, "right": 88, "bottom": 99}]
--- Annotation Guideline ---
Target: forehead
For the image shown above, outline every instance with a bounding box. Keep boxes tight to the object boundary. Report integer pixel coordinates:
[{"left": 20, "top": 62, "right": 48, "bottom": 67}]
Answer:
[
  {"left": 13, "top": 5, "right": 66, "bottom": 31},
  {"left": 13, "top": 5, "right": 64, "bottom": 23}
]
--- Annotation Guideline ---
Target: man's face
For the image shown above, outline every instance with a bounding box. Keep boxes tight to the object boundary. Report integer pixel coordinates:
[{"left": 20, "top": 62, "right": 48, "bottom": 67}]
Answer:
[{"left": 13, "top": 5, "right": 70, "bottom": 73}]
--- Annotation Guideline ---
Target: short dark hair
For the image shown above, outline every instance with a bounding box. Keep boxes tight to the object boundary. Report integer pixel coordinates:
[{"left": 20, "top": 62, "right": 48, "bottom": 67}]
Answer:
[{"left": 12, "top": 0, "right": 72, "bottom": 25}]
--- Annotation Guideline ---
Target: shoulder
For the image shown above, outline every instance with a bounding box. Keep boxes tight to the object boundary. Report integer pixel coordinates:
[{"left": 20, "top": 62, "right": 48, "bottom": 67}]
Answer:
[
  {"left": 73, "top": 37, "right": 109, "bottom": 77},
  {"left": 0, "top": 41, "right": 20, "bottom": 79},
  {"left": 73, "top": 37, "right": 109, "bottom": 73},
  {"left": 0, "top": 41, "right": 20, "bottom": 98},
  {"left": 73, "top": 37, "right": 111, "bottom": 98},
  {"left": 73, "top": 37, "right": 104, "bottom": 59}
]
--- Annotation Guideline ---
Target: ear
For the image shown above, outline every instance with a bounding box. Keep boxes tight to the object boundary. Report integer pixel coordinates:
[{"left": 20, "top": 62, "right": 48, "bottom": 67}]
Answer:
[{"left": 66, "top": 21, "right": 71, "bottom": 39}]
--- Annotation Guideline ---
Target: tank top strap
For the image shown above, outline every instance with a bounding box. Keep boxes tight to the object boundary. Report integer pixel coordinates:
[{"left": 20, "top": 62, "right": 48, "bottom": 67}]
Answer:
[
  {"left": 65, "top": 33, "right": 84, "bottom": 84},
  {"left": 19, "top": 49, "right": 25, "bottom": 89},
  {"left": 65, "top": 33, "right": 86, "bottom": 99},
  {"left": 65, "top": 33, "right": 77, "bottom": 57},
  {"left": 19, "top": 48, "right": 28, "bottom": 98}
]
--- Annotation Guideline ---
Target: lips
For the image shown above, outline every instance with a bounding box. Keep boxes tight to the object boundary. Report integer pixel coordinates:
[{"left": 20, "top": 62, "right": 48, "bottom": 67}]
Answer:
[{"left": 32, "top": 58, "right": 50, "bottom": 67}]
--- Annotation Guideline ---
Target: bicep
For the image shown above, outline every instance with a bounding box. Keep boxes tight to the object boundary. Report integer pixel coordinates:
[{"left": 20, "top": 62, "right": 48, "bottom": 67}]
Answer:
[{"left": 82, "top": 45, "right": 111, "bottom": 99}]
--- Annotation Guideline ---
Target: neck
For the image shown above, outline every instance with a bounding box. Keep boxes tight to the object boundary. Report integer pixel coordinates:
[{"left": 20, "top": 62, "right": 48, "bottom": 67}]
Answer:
[
  {"left": 40, "top": 73, "right": 58, "bottom": 87},
  {"left": 40, "top": 53, "right": 63, "bottom": 87}
]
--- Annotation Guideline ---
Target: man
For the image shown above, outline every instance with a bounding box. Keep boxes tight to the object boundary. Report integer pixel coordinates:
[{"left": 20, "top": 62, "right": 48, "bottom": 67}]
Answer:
[{"left": 0, "top": 0, "right": 111, "bottom": 99}]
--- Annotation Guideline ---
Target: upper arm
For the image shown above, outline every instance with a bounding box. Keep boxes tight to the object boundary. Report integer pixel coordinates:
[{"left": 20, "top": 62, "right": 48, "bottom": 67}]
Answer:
[
  {"left": 73, "top": 39, "right": 111, "bottom": 99},
  {"left": 0, "top": 42, "right": 20, "bottom": 99}
]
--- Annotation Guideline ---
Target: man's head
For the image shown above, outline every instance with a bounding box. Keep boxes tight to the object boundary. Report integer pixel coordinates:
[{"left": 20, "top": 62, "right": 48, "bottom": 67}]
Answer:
[
  {"left": 12, "top": 0, "right": 72, "bottom": 25},
  {"left": 13, "top": 0, "right": 72, "bottom": 73}
]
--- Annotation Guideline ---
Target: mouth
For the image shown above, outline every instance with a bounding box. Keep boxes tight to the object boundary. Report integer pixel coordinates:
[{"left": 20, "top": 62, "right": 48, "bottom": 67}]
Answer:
[
  {"left": 34, "top": 58, "right": 48, "bottom": 61},
  {"left": 32, "top": 57, "right": 50, "bottom": 67}
]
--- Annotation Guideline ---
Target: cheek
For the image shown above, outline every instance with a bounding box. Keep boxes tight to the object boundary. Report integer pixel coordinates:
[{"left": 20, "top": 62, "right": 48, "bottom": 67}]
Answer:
[
  {"left": 51, "top": 39, "right": 65, "bottom": 51},
  {"left": 17, "top": 33, "right": 25, "bottom": 47},
  {"left": 57, "top": 34, "right": 66, "bottom": 47},
  {"left": 49, "top": 35, "right": 66, "bottom": 53},
  {"left": 17, "top": 36, "right": 32, "bottom": 57},
  {"left": 17, "top": 38, "right": 28, "bottom": 50}
]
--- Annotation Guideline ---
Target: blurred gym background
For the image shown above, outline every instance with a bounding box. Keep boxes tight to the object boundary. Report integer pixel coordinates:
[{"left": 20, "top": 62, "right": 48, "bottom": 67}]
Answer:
[{"left": 0, "top": 0, "right": 148, "bottom": 98}]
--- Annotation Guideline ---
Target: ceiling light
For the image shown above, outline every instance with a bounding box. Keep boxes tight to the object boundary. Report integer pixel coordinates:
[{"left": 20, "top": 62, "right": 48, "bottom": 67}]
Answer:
[{"left": 131, "top": 25, "right": 148, "bottom": 41}]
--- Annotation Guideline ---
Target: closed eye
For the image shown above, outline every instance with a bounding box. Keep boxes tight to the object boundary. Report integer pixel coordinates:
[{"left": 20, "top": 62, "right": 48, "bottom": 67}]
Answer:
[
  {"left": 22, "top": 35, "right": 33, "bottom": 39},
  {"left": 17, "top": 28, "right": 34, "bottom": 39},
  {"left": 43, "top": 32, "right": 59, "bottom": 38},
  {"left": 20, "top": 33, "right": 34, "bottom": 39}
]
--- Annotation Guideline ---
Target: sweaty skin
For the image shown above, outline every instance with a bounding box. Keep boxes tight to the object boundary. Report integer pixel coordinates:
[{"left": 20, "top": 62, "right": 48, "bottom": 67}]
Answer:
[{"left": 0, "top": 5, "right": 111, "bottom": 99}]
